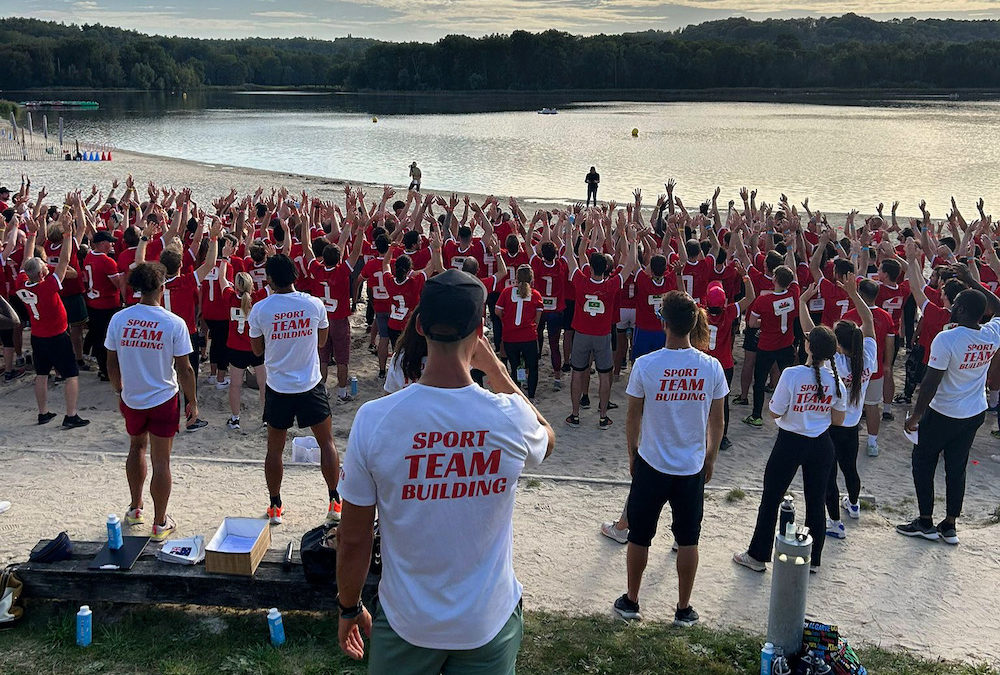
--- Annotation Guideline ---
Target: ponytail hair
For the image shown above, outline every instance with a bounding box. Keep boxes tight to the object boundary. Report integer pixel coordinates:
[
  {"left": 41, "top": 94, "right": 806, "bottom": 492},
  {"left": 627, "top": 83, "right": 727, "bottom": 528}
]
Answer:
[
  {"left": 834, "top": 319, "right": 864, "bottom": 406},
  {"left": 394, "top": 307, "right": 427, "bottom": 383},
  {"left": 807, "top": 325, "right": 841, "bottom": 401},
  {"left": 515, "top": 264, "right": 532, "bottom": 299},
  {"left": 235, "top": 272, "right": 254, "bottom": 317},
  {"left": 690, "top": 306, "right": 710, "bottom": 351},
  {"left": 394, "top": 254, "right": 412, "bottom": 284}
]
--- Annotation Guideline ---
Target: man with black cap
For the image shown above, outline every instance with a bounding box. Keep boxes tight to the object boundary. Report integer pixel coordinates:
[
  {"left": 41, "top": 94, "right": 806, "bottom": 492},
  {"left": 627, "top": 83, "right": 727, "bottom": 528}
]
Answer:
[
  {"left": 336, "top": 269, "right": 555, "bottom": 674},
  {"left": 83, "top": 229, "right": 124, "bottom": 380},
  {"left": 0, "top": 187, "right": 10, "bottom": 212}
]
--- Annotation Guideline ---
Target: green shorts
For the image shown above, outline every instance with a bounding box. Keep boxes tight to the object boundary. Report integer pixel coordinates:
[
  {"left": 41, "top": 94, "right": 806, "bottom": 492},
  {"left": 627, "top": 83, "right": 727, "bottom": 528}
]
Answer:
[
  {"left": 368, "top": 600, "right": 522, "bottom": 675},
  {"left": 61, "top": 293, "right": 88, "bottom": 326}
]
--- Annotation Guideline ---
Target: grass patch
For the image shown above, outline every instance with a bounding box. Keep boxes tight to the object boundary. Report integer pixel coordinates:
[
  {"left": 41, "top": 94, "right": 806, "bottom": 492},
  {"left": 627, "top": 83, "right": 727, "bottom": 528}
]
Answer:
[
  {"left": 0, "top": 603, "right": 995, "bottom": 674},
  {"left": 525, "top": 478, "right": 542, "bottom": 489},
  {"left": 989, "top": 505, "right": 1000, "bottom": 524},
  {"left": 858, "top": 498, "right": 876, "bottom": 512},
  {"left": 725, "top": 488, "right": 746, "bottom": 503},
  {"left": 0, "top": 100, "right": 18, "bottom": 119}
]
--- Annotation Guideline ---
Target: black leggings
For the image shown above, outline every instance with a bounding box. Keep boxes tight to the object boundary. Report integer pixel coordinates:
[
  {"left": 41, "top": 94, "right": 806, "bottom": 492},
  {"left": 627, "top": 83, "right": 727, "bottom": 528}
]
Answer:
[
  {"left": 723, "top": 367, "right": 734, "bottom": 438},
  {"left": 206, "top": 319, "right": 230, "bottom": 371},
  {"left": 537, "top": 311, "right": 562, "bottom": 372},
  {"left": 752, "top": 345, "right": 795, "bottom": 418},
  {"left": 85, "top": 306, "right": 117, "bottom": 376},
  {"left": 912, "top": 408, "right": 986, "bottom": 519},
  {"left": 826, "top": 424, "right": 861, "bottom": 519},
  {"left": 748, "top": 428, "right": 835, "bottom": 567},
  {"left": 504, "top": 340, "right": 539, "bottom": 399}
]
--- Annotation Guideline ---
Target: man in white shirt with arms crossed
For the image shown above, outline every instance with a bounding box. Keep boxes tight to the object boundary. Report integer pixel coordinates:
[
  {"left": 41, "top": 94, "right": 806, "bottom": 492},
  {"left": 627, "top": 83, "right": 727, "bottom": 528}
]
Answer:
[{"left": 336, "top": 269, "right": 554, "bottom": 674}]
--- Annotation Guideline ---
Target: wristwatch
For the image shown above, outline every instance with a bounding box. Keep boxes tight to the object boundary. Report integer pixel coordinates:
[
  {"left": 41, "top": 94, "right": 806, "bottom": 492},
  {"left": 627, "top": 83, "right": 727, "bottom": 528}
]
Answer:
[
  {"left": 140, "top": 236, "right": 149, "bottom": 242},
  {"left": 337, "top": 597, "right": 364, "bottom": 619}
]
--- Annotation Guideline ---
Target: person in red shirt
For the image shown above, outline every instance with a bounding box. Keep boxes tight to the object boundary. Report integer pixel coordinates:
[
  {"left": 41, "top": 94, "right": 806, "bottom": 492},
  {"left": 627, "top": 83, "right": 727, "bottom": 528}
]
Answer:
[
  {"left": 874, "top": 257, "right": 908, "bottom": 413},
  {"left": 244, "top": 243, "right": 269, "bottom": 292},
  {"left": 703, "top": 275, "right": 755, "bottom": 450},
  {"left": 384, "top": 256, "right": 427, "bottom": 344},
  {"left": 43, "top": 225, "right": 88, "bottom": 369},
  {"left": 496, "top": 265, "right": 544, "bottom": 400},
  {"left": 83, "top": 230, "right": 124, "bottom": 380},
  {"left": 818, "top": 260, "right": 856, "bottom": 328},
  {"left": 678, "top": 239, "right": 716, "bottom": 304},
  {"left": 17, "top": 222, "right": 90, "bottom": 428},
  {"left": 531, "top": 243, "right": 568, "bottom": 389},
  {"left": 744, "top": 265, "right": 799, "bottom": 427},
  {"left": 361, "top": 235, "right": 393, "bottom": 378},
  {"left": 442, "top": 225, "right": 487, "bottom": 275},
  {"left": 632, "top": 255, "right": 677, "bottom": 359},
  {"left": 200, "top": 235, "right": 241, "bottom": 389},
  {"left": 220, "top": 271, "right": 266, "bottom": 430},
  {"left": 843, "top": 279, "right": 895, "bottom": 457}
]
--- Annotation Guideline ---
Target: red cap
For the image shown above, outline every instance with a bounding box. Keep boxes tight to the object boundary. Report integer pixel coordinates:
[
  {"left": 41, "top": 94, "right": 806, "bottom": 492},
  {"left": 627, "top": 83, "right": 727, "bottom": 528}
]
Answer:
[{"left": 704, "top": 281, "right": 727, "bottom": 308}]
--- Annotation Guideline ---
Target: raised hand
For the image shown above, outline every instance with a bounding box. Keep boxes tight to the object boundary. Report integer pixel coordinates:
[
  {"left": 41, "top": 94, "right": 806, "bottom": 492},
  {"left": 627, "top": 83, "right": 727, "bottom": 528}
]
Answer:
[{"left": 665, "top": 178, "right": 676, "bottom": 194}]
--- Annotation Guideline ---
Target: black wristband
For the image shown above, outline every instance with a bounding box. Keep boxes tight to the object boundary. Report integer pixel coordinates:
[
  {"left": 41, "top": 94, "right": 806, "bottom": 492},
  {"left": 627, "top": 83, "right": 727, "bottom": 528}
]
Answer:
[{"left": 337, "top": 597, "right": 363, "bottom": 619}]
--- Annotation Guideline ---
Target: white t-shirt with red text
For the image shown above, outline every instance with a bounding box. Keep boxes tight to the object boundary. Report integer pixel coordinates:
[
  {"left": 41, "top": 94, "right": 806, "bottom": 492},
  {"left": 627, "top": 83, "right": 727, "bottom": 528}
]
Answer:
[
  {"left": 339, "top": 383, "right": 547, "bottom": 650},
  {"left": 104, "top": 304, "right": 193, "bottom": 410},
  {"left": 927, "top": 318, "right": 1000, "bottom": 419},
  {"left": 769, "top": 364, "right": 848, "bottom": 438},
  {"left": 247, "top": 291, "right": 328, "bottom": 394}
]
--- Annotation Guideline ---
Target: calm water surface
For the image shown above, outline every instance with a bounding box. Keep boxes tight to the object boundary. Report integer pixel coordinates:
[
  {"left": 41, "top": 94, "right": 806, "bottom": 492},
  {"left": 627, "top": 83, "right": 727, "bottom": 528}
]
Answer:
[{"left": 16, "top": 91, "right": 1000, "bottom": 214}]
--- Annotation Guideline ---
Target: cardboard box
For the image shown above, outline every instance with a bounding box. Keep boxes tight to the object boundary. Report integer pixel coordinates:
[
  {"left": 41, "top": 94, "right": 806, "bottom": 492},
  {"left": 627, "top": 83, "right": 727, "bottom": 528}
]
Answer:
[
  {"left": 291, "top": 436, "right": 320, "bottom": 464},
  {"left": 205, "top": 517, "right": 271, "bottom": 576}
]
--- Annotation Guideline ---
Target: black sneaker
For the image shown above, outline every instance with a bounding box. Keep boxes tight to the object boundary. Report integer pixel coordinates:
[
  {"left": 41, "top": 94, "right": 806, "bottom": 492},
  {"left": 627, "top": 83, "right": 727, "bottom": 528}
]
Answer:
[
  {"left": 186, "top": 419, "right": 208, "bottom": 432},
  {"left": 38, "top": 412, "right": 57, "bottom": 425},
  {"left": 76, "top": 360, "right": 92, "bottom": 372},
  {"left": 565, "top": 414, "right": 580, "bottom": 427},
  {"left": 561, "top": 363, "right": 571, "bottom": 373},
  {"left": 937, "top": 520, "right": 960, "bottom": 545},
  {"left": 580, "top": 394, "right": 591, "bottom": 409},
  {"left": 3, "top": 368, "right": 24, "bottom": 383},
  {"left": 98, "top": 372, "right": 110, "bottom": 382},
  {"left": 893, "top": 393, "right": 911, "bottom": 405},
  {"left": 732, "top": 395, "right": 749, "bottom": 405},
  {"left": 377, "top": 370, "right": 387, "bottom": 380},
  {"left": 896, "top": 518, "right": 938, "bottom": 541},
  {"left": 607, "top": 401, "right": 619, "bottom": 411},
  {"left": 719, "top": 436, "right": 733, "bottom": 451},
  {"left": 613, "top": 594, "right": 641, "bottom": 621},
  {"left": 598, "top": 416, "right": 613, "bottom": 431},
  {"left": 673, "top": 605, "right": 699, "bottom": 627},
  {"left": 62, "top": 414, "right": 91, "bottom": 429},
  {"left": 882, "top": 411, "right": 895, "bottom": 421}
]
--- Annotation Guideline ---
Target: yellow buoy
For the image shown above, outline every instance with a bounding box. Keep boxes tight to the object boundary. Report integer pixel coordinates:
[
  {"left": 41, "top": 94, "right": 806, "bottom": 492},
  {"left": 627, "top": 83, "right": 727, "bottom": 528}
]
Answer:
[
  {"left": 631, "top": 128, "right": 639, "bottom": 137},
  {"left": 182, "top": 92, "right": 187, "bottom": 100},
  {"left": 372, "top": 117, "right": 378, "bottom": 123}
]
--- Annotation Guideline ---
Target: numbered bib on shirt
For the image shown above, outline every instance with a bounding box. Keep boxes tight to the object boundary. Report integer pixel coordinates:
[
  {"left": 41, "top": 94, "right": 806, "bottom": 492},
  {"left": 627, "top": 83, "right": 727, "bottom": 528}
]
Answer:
[
  {"left": 649, "top": 294, "right": 664, "bottom": 315},
  {"left": 542, "top": 296, "right": 557, "bottom": 311},
  {"left": 584, "top": 294, "right": 605, "bottom": 317},
  {"left": 773, "top": 296, "right": 796, "bottom": 333},
  {"left": 231, "top": 306, "right": 247, "bottom": 334},
  {"left": 15, "top": 289, "right": 40, "bottom": 320},
  {"left": 390, "top": 295, "right": 408, "bottom": 321},
  {"left": 450, "top": 256, "right": 467, "bottom": 270}
]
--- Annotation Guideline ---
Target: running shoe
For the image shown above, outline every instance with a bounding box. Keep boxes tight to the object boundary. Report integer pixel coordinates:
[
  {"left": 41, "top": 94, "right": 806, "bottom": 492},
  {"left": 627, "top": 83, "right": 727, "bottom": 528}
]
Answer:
[
  {"left": 882, "top": 410, "right": 894, "bottom": 421},
  {"left": 553, "top": 379, "right": 563, "bottom": 391},
  {"left": 742, "top": 415, "right": 763, "bottom": 428},
  {"left": 732, "top": 551, "right": 767, "bottom": 572},
  {"left": 215, "top": 377, "right": 231, "bottom": 390},
  {"left": 937, "top": 520, "right": 960, "bottom": 545},
  {"left": 893, "top": 393, "right": 911, "bottom": 405},
  {"left": 866, "top": 438, "right": 879, "bottom": 457},
  {"left": 76, "top": 360, "right": 92, "bottom": 372},
  {"left": 226, "top": 416, "right": 241, "bottom": 430},
  {"left": 150, "top": 515, "right": 177, "bottom": 542},
  {"left": 267, "top": 505, "right": 283, "bottom": 525},
  {"left": 841, "top": 496, "right": 861, "bottom": 520},
  {"left": 125, "top": 507, "right": 145, "bottom": 526},
  {"left": 810, "top": 565, "right": 820, "bottom": 575},
  {"left": 62, "top": 414, "right": 91, "bottom": 430},
  {"left": 565, "top": 414, "right": 580, "bottom": 427},
  {"left": 98, "top": 372, "right": 110, "bottom": 382},
  {"left": 326, "top": 496, "right": 342, "bottom": 524},
  {"left": 368, "top": 344, "right": 377, "bottom": 355},
  {"left": 377, "top": 370, "right": 387, "bottom": 380},
  {"left": 673, "top": 605, "right": 699, "bottom": 628},
  {"left": 186, "top": 419, "right": 208, "bottom": 433},
  {"left": 337, "top": 394, "right": 354, "bottom": 404},
  {"left": 580, "top": 394, "right": 591, "bottom": 409},
  {"left": 37, "top": 412, "right": 56, "bottom": 425},
  {"left": 561, "top": 364, "right": 571, "bottom": 373},
  {"left": 598, "top": 416, "right": 613, "bottom": 431},
  {"left": 895, "top": 518, "right": 938, "bottom": 541},
  {"left": 719, "top": 437, "right": 733, "bottom": 451},
  {"left": 825, "top": 519, "right": 846, "bottom": 539},
  {"left": 600, "top": 521, "right": 629, "bottom": 544},
  {"left": 613, "top": 594, "right": 642, "bottom": 621},
  {"left": 3, "top": 368, "right": 25, "bottom": 383},
  {"left": 14, "top": 356, "right": 25, "bottom": 368},
  {"left": 607, "top": 401, "right": 619, "bottom": 411}
]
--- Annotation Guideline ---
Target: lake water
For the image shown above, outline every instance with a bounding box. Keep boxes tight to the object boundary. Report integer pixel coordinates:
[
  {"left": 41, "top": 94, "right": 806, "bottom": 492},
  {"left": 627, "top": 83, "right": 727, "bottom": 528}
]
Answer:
[{"left": 14, "top": 91, "right": 1000, "bottom": 215}]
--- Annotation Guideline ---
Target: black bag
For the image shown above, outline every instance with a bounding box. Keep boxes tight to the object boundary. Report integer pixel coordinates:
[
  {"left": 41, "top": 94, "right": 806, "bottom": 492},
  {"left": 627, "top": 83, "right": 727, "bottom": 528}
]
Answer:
[
  {"left": 300, "top": 524, "right": 337, "bottom": 586},
  {"left": 28, "top": 532, "right": 73, "bottom": 564}
]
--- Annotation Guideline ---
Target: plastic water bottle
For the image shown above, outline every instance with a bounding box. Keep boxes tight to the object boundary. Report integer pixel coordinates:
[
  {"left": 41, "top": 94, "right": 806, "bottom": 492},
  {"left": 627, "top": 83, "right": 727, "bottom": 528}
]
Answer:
[
  {"left": 267, "top": 608, "right": 285, "bottom": 646},
  {"left": 779, "top": 496, "right": 795, "bottom": 539},
  {"left": 106, "top": 514, "right": 123, "bottom": 550},
  {"left": 76, "top": 605, "right": 92, "bottom": 647},
  {"left": 760, "top": 642, "right": 775, "bottom": 675},
  {"left": 349, "top": 376, "right": 358, "bottom": 397}
]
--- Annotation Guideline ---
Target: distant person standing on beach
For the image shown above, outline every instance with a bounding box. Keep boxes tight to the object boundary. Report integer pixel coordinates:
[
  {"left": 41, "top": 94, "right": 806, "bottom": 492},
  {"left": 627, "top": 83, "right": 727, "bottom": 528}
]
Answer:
[
  {"left": 585, "top": 167, "right": 600, "bottom": 206},
  {"left": 408, "top": 162, "right": 422, "bottom": 192}
]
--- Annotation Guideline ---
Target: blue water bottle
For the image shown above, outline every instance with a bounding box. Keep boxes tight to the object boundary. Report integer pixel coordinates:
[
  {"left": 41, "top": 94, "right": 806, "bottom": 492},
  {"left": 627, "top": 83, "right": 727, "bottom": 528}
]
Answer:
[
  {"left": 107, "top": 514, "right": 123, "bottom": 550},
  {"left": 760, "top": 641, "right": 774, "bottom": 675},
  {"left": 267, "top": 608, "right": 285, "bottom": 646},
  {"left": 349, "top": 376, "right": 358, "bottom": 397},
  {"left": 76, "top": 605, "right": 92, "bottom": 647}
]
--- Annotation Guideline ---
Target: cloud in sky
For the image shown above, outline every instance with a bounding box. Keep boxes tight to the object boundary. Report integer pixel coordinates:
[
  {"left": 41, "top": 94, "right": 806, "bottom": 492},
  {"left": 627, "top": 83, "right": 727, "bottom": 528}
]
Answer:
[{"left": 7, "top": 0, "right": 1000, "bottom": 41}]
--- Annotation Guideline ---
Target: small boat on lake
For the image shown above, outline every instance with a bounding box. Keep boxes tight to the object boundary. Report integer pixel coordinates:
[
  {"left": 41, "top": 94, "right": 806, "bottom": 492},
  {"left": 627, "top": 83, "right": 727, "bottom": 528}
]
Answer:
[
  {"left": 538, "top": 108, "right": 558, "bottom": 115},
  {"left": 21, "top": 100, "right": 100, "bottom": 110}
]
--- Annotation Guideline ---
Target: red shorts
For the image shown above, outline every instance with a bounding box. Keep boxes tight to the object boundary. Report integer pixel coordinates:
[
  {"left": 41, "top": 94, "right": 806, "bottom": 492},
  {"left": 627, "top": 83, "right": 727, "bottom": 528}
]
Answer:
[
  {"left": 120, "top": 395, "right": 180, "bottom": 438},
  {"left": 319, "top": 317, "right": 351, "bottom": 366}
]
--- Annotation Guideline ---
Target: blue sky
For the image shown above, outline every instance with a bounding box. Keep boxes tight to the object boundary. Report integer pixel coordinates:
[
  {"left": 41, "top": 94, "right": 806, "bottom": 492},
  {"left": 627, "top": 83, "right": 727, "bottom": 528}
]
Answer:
[{"left": 6, "top": 1, "right": 1000, "bottom": 42}]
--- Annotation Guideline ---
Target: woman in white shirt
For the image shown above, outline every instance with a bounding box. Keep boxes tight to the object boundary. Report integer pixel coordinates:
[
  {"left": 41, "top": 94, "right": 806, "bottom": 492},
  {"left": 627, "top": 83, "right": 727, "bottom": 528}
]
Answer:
[
  {"left": 733, "top": 324, "right": 846, "bottom": 573},
  {"left": 800, "top": 278, "right": 877, "bottom": 539}
]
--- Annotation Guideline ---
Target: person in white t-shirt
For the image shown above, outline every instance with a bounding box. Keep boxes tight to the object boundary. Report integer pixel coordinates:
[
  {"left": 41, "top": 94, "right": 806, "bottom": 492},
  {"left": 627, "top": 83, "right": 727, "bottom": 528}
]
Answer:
[
  {"left": 383, "top": 307, "right": 428, "bottom": 395},
  {"left": 610, "top": 291, "right": 727, "bottom": 627},
  {"left": 105, "top": 262, "right": 199, "bottom": 542},
  {"left": 335, "top": 269, "right": 554, "bottom": 674},
  {"left": 247, "top": 254, "right": 340, "bottom": 526},
  {"left": 733, "top": 324, "right": 846, "bottom": 573},
  {"left": 897, "top": 263, "right": 1000, "bottom": 545}
]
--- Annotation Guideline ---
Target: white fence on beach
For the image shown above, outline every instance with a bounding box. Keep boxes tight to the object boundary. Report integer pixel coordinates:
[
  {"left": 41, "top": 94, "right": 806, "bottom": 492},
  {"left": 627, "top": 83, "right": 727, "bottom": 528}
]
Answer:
[{"left": 2, "top": 111, "right": 114, "bottom": 162}]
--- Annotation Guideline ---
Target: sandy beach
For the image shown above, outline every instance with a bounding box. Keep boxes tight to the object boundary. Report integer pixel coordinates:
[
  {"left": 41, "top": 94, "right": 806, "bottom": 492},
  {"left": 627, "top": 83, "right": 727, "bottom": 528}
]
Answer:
[{"left": 4, "top": 149, "right": 1000, "bottom": 664}]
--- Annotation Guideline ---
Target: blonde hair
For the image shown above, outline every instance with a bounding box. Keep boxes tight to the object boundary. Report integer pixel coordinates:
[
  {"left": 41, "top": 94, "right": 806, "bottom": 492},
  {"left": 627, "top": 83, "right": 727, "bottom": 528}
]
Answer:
[
  {"left": 690, "top": 306, "right": 710, "bottom": 351},
  {"left": 516, "top": 264, "right": 532, "bottom": 299},
  {"left": 234, "top": 272, "right": 254, "bottom": 317}
]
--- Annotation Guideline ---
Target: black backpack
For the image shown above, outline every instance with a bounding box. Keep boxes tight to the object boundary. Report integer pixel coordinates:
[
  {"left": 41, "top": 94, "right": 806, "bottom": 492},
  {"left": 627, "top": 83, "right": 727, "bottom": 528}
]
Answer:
[{"left": 299, "top": 520, "right": 382, "bottom": 585}]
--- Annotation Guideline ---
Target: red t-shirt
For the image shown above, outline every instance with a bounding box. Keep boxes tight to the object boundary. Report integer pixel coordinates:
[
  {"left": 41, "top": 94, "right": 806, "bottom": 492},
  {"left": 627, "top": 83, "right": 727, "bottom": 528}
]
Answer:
[
  {"left": 500, "top": 248, "right": 531, "bottom": 289},
  {"left": 496, "top": 285, "right": 544, "bottom": 343},
  {"left": 530, "top": 256, "right": 568, "bottom": 314},
  {"left": 244, "top": 257, "right": 268, "bottom": 292},
  {"left": 750, "top": 289, "right": 799, "bottom": 351},
  {"left": 308, "top": 259, "right": 353, "bottom": 320},
  {"left": 83, "top": 251, "right": 122, "bottom": 310},
  {"left": 224, "top": 287, "right": 253, "bottom": 352},
  {"left": 634, "top": 270, "right": 677, "bottom": 332},
  {"left": 845, "top": 306, "right": 894, "bottom": 380},
  {"left": 396, "top": 247, "right": 431, "bottom": 271},
  {"left": 443, "top": 239, "right": 487, "bottom": 277},
  {"left": 16, "top": 273, "right": 67, "bottom": 337},
  {"left": 819, "top": 277, "right": 851, "bottom": 328},
  {"left": 875, "top": 281, "right": 910, "bottom": 333},
  {"left": 200, "top": 260, "right": 239, "bottom": 321},
  {"left": 979, "top": 263, "right": 999, "bottom": 295},
  {"left": 43, "top": 240, "right": 85, "bottom": 297},
  {"left": 384, "top": 271, "right": 426, "bottom": 331},
  {"left": 714, "top": 260, "right": 741, "bottom": 301},
  {"left": 362, "top": 258, "right": 391, "bottom": 313},
  {"left": 162, "top": 272, "right": 200, "bottom": 334},
  {"left": 747, "top": 266, "right": 775, "bottom": 296},
  {"left": 571, "top": 267, "right": 623, "bottom": 336},
  {"left": 705, "top": 303, "right": 739, "bottom": 369},
  {"left": 680, "top": 256, "right": 714, "bottom": 303},
  {"left": 917, "top": 300, "right": 951, "bottom": 366}
]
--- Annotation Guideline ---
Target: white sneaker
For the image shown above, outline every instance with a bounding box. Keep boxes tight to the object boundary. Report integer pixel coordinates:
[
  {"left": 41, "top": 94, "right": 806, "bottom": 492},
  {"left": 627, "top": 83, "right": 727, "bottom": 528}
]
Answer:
[
  {"left": 215, "top": 377, "right": 231, "bottom": 390},
  {"left": 124, "top": 507, "right": 144, "bottom": 526},
  {"left": 150, "top": 515, "right": 177, "bottom": 542},
  {"left": 826, "top": 518, "right": 846, "bottom": 539},
  {"left": 600, "top": 521, "right": 629, "bottom": 544},
  {"left": 226, "top": 416, "right": 241, "bottom": 430},
  {"left": 842, "top": 496, "right": 861, "bottom": 520},
  {"left": 866, "top": 438, "right": 879, "bottom": 457}
]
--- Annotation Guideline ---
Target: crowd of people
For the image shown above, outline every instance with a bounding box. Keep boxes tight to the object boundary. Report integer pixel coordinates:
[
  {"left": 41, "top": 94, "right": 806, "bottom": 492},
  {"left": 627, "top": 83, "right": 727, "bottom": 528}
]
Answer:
[{"left": 2, "top": 173, "right": 999, "bottom": 672}]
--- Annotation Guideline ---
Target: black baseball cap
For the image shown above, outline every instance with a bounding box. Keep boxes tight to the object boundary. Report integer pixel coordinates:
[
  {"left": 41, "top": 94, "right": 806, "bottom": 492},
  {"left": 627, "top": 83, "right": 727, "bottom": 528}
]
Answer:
[
  {"left": 92, "top": 231, "right": 116, "bottom": 244},
  {"left": 419, "top": 269, "right": 486, "bottom": 342},
  {"left": 0, "top": 187, "right": 9, "bottom": 195}
]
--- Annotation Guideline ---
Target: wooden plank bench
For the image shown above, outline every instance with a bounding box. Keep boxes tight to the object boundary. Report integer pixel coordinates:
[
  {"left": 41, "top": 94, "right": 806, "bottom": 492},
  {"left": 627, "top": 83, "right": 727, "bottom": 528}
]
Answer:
[{"left": 17, "top": 540, "right": 379, "bottom": 611}]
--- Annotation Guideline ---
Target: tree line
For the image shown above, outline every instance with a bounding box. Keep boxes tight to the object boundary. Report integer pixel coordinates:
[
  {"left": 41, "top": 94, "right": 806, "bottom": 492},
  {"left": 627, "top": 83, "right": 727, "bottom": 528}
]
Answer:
[{"left": 4, "top": 15, "right": 1000, "bottom": 92}]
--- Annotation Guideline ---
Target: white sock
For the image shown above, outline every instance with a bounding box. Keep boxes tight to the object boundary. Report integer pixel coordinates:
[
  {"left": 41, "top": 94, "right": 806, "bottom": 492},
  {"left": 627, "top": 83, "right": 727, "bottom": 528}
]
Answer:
[
  {"left": 990, "top": 390, "right": 999, "bottom": 408},
  {"left": 869, "top": 434, "right": 878, "bottom": 444},
  {"left": 338, "top": 387, "right": 348, "bottom": 397}
]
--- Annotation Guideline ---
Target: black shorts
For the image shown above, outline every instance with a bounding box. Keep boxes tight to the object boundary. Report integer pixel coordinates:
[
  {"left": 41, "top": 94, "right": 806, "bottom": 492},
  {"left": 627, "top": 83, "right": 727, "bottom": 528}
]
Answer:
[
  {"left": 228, "top": 347, "right": 264, "bottom": 370},
  {"left": 562, "top": 300, "right": 575, "bottom": 331},
  {"left": 626, "top": 455, "right": 705, "bottom": 548},
  {"left": 31, "top": 332, "right": 79, "bottom": 378},
  {"left": 742, "top": 326, "right": 759, "bottom": 353},
  {"left": 61, "top": 293, "right": 88, "bottom": 325},
  {"left": 8, "top": 295, "right": 29, "bottom": 324},
  {"left": 0, "top": 328, "right": 12, "bottom": 349},
  {"left": 263, "top": 383, "right": 331, "bottom": 431}
]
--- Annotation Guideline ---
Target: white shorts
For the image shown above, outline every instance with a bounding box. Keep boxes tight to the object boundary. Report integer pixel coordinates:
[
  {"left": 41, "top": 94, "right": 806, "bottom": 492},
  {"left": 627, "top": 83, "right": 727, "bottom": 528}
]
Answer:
[
  {"left": 616, "top": 308, "right": 636, "bottom": 331},
  {"left": 865, "top": 377, "right": 883, "bottom": 406}
]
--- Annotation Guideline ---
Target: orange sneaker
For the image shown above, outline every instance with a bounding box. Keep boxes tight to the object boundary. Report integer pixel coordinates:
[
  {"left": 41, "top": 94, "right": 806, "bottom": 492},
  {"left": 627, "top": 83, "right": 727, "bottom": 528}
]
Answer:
[
  {"left": 267, "top": 505, "right": 283, "bottom": 525},
  {"left": 326, "top": 497, "right": 342, "bottom": 524}
]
